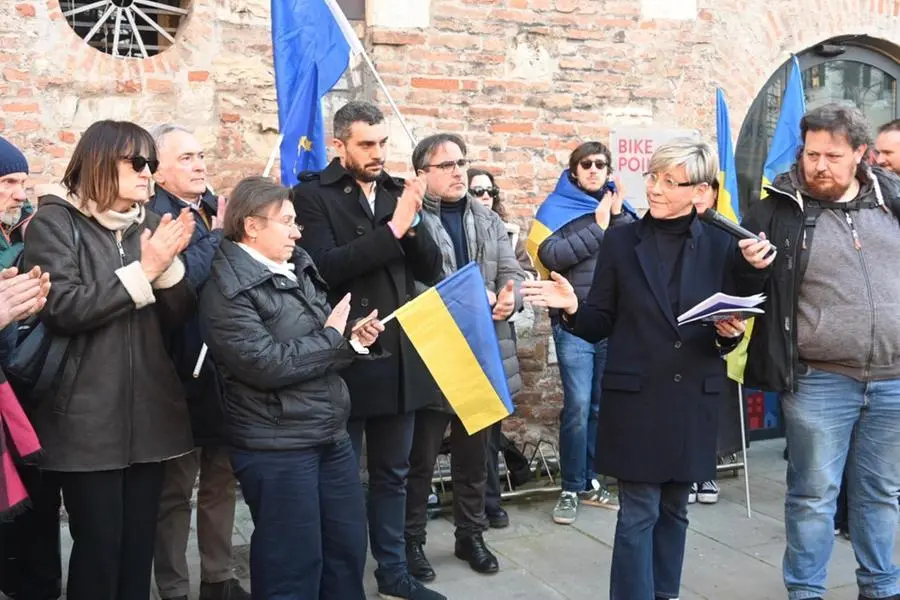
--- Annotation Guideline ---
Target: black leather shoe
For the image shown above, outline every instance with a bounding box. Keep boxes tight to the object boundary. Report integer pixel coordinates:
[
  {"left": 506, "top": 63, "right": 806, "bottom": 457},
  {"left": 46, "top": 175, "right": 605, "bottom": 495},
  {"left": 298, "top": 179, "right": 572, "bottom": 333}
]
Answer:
[
  {"left": 406, "top": 540, "right": 436, "bottom": 583},
  {"left": 859, "top": 595, "right": 900, "bottom": 600},
  {"left": 454, "top": 533, "right": 499, "bottom": 574},
  {"left": 199, "top": 578, "right": 251, "bottom": 600},
  {"left": 486, "top": 506, "right": 509, "bottom": 529}
]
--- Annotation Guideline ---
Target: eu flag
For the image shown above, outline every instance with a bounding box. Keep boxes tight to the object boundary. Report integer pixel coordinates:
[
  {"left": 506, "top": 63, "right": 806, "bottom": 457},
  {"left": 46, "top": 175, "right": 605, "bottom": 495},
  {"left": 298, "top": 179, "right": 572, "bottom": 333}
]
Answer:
[
  {"left": 271, "top": 0, "right": 361, "bottom": 186},
  {"left": 763, "top": 56, "right": 806, "bottom": 186}
]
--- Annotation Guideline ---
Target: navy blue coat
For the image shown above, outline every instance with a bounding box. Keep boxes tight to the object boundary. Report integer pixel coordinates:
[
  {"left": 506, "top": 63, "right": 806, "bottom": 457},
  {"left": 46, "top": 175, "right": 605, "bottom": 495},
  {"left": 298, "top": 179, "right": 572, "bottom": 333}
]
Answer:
[
  {"left": 146, "top": 186, "right": 223, "bottom": 446},
  {"left": 567, "top": 215, "right": 766, "bottom": 483}
]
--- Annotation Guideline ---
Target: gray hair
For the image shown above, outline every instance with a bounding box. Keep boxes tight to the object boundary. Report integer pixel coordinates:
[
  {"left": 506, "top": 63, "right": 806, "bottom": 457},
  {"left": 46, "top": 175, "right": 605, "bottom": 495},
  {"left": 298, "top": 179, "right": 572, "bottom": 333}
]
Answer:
[
  {"left": 412, "top": 133, "right": 467, "bottom": 172},
  {"left": 333, "top": 101, "right": 385, "bottom": 141},
  {"left": 149, "top": 123, "right": 193, "bottom": 151},
  {"left": 878, "top": 118, "right": 900, "bottom": 135},
  {"left": 647, "top": 138, "right": 717, "bottom": 185},
  {"left": 801, "top": 103, "right": 871, "bottom": 150}
]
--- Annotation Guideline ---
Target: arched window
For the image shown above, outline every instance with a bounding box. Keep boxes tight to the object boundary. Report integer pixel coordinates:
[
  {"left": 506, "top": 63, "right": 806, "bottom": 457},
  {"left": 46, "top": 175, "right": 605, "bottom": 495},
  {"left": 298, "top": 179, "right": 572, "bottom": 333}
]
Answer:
[{"left": 735, "top": 36, "right": 900, "bottom": 214}]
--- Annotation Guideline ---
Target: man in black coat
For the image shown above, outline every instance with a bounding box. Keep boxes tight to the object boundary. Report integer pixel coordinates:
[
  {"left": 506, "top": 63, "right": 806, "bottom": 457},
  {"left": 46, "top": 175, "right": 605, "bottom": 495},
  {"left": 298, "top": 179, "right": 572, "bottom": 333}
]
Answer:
[
  {"left": 147, "top": 124, "right": 249, "bottom": 600},
  {"left": 293, "top": 101, "right": 445, "bottom": 600}
]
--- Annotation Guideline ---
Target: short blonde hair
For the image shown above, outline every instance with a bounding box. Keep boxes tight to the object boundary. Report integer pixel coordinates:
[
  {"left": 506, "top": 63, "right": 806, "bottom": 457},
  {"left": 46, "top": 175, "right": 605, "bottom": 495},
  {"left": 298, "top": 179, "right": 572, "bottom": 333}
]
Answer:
[{"left": 648, "top": 139, "right": 716, "bottom": 186}]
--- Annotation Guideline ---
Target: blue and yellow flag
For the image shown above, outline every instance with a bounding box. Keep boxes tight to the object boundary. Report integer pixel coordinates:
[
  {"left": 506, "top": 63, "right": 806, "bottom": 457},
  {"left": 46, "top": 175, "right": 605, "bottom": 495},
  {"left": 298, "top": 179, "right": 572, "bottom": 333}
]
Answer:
[
  {"left": 526, "top": 171, "right": 637, "bottom": 279},
  {"left": 717, "top": 88, "right": 754, "bottom": 383},
  {"left": 763, "top": 56, "right": 806, "bottom": 187},
  {"left": 271, "top": 0, "right": 362, "bottom": 186},
  {"left": 395, "top": 263, "right": 513, "bottom": 434}
]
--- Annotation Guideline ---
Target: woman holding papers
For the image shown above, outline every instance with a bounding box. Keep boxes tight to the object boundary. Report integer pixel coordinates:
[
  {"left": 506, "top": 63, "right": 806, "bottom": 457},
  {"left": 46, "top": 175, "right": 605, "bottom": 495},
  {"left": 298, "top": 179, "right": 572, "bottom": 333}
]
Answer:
[
  {"left": 198, "top": 177, "right": 384, "bottom": 600},
  {"left": 522, "top": 140, "right": 774, "bottom": 600}
]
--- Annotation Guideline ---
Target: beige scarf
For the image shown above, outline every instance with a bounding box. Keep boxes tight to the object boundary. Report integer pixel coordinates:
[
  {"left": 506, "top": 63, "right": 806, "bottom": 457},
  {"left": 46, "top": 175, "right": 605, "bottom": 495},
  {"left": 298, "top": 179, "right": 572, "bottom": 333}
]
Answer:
[{"left": 86, "top": 199, "right": 144, "bottom": 232}]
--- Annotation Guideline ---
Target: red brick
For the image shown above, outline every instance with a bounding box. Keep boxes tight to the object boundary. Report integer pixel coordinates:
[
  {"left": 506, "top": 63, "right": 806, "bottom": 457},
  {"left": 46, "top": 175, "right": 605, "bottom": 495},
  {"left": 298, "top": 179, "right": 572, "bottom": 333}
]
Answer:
[
  {"left": 188, "top": 70, "right": 210, "bottom": 82},
  {"left": 116, "top": 80, "right": 141, "bottom": 94},
  {"left": 411, "top": 77, "right": 459, "bottom": 90},
  {"left": 2, "top": 102, "right": 38, "bottom": 112},
  {"left": 490, "top": 122, "right": 534, "bottom": 134},
  {"left": 147, "top": 78, "right": 174, "bottom": 93},
  {"left": 220, "top": 113, "right": 241, "bottom": 123},
  {"left": 14, "top": 119, "right": 39, "bottom": 132},
  {"left": 2, "top": 68, "right": 27, "bottom": 82},
  {"left": 371, "top": 30, "right": 425, "bottom": 46},
  {"left": 15, "top": 3, "right": 35, "bottom": 17},
  {"left": 58, "top": 131, "right": 76, "bottom": 144}
]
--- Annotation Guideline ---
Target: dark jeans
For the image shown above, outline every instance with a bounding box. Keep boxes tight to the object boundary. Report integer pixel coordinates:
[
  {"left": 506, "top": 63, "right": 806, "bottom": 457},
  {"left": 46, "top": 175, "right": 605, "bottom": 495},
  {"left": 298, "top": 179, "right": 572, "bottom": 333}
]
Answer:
[
  {"left": 0, "top": 466, "right": 62, "bottom": 600},
  {"left": 610, "top": 481, "right": 691, "bottom": 600},
  {"left": 406, "top": 410, "right": 489, "bottom": 542},
  {"left": 230, "top": 440, "right": 367, "bottom": 600},
  {"left": 56, "top": 462, "right": 165, "bottom": 600},
  {"left": 348, "top": 413, "right": 415, "bottom": 588},
  {"left": 485, "top": 421, "right": 503, "bottom": 513}
]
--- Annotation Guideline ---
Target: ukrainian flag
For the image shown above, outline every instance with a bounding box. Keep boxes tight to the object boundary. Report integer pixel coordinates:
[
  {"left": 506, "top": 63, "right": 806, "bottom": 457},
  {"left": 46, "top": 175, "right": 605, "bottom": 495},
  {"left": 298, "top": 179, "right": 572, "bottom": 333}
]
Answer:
[
  {"left": 717, "top": 88, "right": 753, "bottom": 384},
  {"left": 525, "top": 177, "right": 597, "bottom": 280},
  {"left": 395, "top": 263, "right": 513, "bottom": 434},
  {"left": 763, "top": 56, "right": 806, "bottom": 189}
]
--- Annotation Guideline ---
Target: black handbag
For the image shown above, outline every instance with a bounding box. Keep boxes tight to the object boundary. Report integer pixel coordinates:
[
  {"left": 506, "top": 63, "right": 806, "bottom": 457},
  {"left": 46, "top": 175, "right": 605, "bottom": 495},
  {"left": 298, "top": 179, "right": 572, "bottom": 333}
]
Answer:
[{"left": 6, "top": 208, "right": 81, "bottom": 402}]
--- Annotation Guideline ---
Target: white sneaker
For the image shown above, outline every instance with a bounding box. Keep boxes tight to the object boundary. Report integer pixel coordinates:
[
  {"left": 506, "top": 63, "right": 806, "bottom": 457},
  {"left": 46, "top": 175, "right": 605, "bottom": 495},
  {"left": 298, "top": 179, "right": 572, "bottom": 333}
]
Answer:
[
  {"left": 697, "top": 480, "right": 719, "bottom": 504},
  {"left": 688, "top": 482, "right": 698, "bottom": 504},
  {"left": 552, "top": 491, "right": 578, "bottom": 524}
]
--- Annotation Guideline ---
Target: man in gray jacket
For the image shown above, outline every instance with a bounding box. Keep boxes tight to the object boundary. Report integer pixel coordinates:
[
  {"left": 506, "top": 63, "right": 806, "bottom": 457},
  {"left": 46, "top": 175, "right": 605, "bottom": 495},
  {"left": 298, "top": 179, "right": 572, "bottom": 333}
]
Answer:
[
  {"left": 742, "top": 103, "right": 900, "bottom": 600},
  {"left": 403, "top": 133, "right": 524, "bottom": 581}
]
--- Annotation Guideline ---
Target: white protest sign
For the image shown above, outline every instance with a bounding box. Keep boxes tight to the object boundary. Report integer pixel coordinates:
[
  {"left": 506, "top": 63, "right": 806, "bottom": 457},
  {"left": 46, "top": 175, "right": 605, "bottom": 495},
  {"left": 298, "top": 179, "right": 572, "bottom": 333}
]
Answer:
[{"left": 611, "top": 127, "right": 700, "bottom": 210}]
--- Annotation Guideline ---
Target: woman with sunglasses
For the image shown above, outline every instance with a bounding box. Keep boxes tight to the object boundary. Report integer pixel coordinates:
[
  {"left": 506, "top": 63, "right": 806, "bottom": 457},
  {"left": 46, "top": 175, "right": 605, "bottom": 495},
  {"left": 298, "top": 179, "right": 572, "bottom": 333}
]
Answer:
[
  {"left": 468, "top": 168, "right": 537, "bottom": 280},
  {"left": 535, "top": 142, "right": 639, "bottom": 526},
  {"left": 22, "top": 120, "right": 196, "bottom": 600}
]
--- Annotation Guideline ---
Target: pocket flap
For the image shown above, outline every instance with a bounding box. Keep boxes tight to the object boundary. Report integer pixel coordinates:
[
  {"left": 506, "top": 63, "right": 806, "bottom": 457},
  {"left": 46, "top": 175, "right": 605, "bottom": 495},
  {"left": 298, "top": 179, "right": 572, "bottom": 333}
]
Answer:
[
  {"left": 703, "top": 376, "right": 725, "bottom": 394},
  {"left": 602, "top": 372, "right": 642, "bottom": 392}
]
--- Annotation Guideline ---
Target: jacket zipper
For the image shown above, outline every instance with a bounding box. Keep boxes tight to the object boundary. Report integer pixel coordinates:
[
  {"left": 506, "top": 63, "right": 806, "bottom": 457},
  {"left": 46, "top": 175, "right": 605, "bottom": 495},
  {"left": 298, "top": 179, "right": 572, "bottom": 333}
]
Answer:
[
  {"left": 112, "top": 230, "right": 136, "bottom": 462},
  {"left": 845, "top": 212, "right": 876, "bottom": 379}
]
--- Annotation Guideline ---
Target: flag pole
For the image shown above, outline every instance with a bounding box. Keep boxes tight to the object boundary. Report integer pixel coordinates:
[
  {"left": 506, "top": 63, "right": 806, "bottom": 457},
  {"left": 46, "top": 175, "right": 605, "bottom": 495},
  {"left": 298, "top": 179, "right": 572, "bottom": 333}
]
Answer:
[
  {"left": 738, "top": 384, "right": 752, "bottom": 518},
  {"left": 356, "top": 48, "right": 417, "bottom": 147}
]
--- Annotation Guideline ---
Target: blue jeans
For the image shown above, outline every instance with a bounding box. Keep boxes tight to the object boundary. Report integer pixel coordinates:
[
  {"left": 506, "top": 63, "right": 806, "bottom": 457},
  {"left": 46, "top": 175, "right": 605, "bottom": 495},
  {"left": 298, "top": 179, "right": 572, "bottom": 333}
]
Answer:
[
  {"left": 229, "top": 440, "right": 367, "bottom": 600},
  {"left": 348, "top": 413, "right": 415, "bottom": 588},
  {"left": 610, "top": 481, "right": 691, "bottom": 600},
  {"left": 553, "top": 325, "right": 607, "bottom": 492},
  {"left": 782, "top": 367, "right": 900, "bottom": 600}
]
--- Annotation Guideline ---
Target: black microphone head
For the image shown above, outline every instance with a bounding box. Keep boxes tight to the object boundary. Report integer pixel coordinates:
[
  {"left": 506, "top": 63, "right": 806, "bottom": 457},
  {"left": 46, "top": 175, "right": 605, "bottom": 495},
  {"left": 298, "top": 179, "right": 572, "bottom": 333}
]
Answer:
[{"left": 698, "top": 208, "right": 720, "bottom": 223}]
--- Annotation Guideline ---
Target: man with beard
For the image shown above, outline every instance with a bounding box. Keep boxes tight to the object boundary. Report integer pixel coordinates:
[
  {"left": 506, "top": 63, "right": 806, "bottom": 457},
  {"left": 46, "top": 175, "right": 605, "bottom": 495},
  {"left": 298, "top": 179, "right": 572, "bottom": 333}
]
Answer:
[
  {"left": 147, "top": 124, "right": 249, "bottom": 600},
  {"left": 742, "top": 103, "right": 900, "bottom": 600},
  {"left": 293, "top": 101, "right": 445, "bottom": 600}
]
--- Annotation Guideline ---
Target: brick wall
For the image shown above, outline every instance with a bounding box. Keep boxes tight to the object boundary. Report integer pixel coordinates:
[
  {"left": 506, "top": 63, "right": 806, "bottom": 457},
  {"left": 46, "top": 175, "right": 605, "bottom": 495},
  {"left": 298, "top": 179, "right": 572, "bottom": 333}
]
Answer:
[{"left": 2, "top": 0, "right": 900, "bottom": 441}]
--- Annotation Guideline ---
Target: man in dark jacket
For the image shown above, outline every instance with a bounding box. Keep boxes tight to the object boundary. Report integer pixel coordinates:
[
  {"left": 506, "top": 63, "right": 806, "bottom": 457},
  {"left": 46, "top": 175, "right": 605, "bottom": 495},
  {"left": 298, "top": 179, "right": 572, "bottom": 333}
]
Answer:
[
  {"left": 403, "top": 134, "right": 524, "bottom": 581},
  {"left": 742, "top": 104, "right": 900, "bottom": 600},
  {"left": 293, "top": 102, "right": 445, "bottom": 600},
  {"left": 147, "top": 124, "right": 248, "bottom": 600},
  {"left": 536, "top": 142, "right": 636, "bottom": 525}
]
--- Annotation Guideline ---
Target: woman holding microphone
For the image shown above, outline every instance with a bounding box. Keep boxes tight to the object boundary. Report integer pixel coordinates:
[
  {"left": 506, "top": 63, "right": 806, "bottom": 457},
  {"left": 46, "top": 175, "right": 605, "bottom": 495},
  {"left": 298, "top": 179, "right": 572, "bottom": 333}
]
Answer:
[{"left": 522, "top": 140, "right": 774, "bottom": 599}]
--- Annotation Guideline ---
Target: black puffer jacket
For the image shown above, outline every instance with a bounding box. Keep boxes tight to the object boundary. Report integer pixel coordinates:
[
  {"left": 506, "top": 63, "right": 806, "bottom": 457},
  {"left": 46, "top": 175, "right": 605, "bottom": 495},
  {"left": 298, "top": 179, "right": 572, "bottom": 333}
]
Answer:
[
  {"left": 22, "top": 194, "right": 195, "bottom": 472},
  {"left": 199, "top": 239, "right": 363, "bottom": 450}
]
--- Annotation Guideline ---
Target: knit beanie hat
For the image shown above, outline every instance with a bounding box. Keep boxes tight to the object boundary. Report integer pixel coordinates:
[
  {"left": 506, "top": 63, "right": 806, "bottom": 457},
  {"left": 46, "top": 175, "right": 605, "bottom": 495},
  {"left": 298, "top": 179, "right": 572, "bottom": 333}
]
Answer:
[{"left": 0, "top": 137, "right": 28, "bottom": 178}]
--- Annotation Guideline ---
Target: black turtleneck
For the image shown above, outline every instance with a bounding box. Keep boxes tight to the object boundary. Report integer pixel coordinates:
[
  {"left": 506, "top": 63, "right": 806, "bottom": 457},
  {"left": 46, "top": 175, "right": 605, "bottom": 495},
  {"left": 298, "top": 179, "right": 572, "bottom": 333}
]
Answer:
[
  {"left": 648, "top": 209, "right": 696, "bottom": 317},
  {"left": 440, "top": 197, "right": 469, "bottom": 268}
]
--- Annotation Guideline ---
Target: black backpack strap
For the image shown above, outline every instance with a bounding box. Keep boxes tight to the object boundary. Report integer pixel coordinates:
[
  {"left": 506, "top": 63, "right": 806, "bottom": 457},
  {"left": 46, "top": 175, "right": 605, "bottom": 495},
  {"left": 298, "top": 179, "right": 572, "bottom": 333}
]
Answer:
[{"left": 798, "top": 200, "right": 823, "bottom": 279}]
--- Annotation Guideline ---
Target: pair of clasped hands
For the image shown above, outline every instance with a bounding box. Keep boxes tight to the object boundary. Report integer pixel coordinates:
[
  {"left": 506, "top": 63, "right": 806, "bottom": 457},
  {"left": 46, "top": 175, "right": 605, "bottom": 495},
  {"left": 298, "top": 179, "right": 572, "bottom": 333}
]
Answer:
[{"left": 521, "top": 232, "right": 776, "bottom": 340}]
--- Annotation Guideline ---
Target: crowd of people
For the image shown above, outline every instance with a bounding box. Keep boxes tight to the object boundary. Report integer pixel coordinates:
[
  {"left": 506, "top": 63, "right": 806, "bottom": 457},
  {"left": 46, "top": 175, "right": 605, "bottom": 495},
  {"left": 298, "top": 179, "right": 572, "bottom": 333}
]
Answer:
[{"left": 0, "top": 98, "right": 896, "bottom": 600}]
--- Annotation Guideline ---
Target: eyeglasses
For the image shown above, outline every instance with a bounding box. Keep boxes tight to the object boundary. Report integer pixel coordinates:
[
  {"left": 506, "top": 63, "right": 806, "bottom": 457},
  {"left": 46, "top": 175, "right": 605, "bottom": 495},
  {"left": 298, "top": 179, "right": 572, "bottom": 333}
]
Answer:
[
  {"left": 123, "top": 155, "right": 159, "bottom": 174},
  {"left": 643, "top": 172, "right": 697, "bottom": 191},
  {"left": 579, "top": 159, "right": 609, "bottom": 171},
  {"left": 470, "top": 186, "right": 499, "bottom": 199},
  {"left": 251, "top": 214, "right": 304, "bottom": 231},
  {"left": 424, "top": 159, "right": 470, "bottom": 172}
]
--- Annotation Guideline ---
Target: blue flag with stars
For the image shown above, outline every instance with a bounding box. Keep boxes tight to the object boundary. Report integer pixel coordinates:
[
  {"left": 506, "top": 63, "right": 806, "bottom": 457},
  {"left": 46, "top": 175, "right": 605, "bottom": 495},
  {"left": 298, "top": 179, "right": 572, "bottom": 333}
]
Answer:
[{"left": 271, "top": 0, "right": 360, "bottom": 186}]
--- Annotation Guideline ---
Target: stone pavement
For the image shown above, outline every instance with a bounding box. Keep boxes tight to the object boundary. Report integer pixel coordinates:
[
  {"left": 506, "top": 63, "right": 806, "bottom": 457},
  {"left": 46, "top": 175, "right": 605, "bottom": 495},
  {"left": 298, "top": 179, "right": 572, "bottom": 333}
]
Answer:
[{"left": 52, "top": 439, "right": 899, "bottom": 599}]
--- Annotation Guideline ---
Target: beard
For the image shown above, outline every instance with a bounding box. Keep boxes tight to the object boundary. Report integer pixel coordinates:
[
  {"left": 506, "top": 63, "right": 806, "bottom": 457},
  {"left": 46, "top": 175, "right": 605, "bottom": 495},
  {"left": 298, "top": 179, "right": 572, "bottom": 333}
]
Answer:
[
  {"left": 345, "top": 155, "right": 383, "bottom": 183},
  {"left": 805, "top": 173, "right": 851, "bottom": 201}
]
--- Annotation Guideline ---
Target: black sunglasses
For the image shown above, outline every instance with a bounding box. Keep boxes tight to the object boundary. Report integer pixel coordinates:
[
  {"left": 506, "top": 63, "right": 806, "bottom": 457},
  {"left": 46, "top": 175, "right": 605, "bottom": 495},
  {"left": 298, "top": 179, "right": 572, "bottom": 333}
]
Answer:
[
  {"left": 470, "top": 186, "right": 499, "bottom": 199},
  {"left": 123, "top": 155, "right": 159, "bottom": 174},
  {"left": 579, "top": 159, "right": 609, "bottom": 171}
]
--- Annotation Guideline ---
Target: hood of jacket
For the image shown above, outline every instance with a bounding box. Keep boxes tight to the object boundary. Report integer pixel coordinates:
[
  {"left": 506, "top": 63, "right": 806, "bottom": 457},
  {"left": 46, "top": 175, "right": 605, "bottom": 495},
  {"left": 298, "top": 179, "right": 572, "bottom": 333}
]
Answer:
[{"left": 767, "top": 162, "right": 900, "bottom": 210}]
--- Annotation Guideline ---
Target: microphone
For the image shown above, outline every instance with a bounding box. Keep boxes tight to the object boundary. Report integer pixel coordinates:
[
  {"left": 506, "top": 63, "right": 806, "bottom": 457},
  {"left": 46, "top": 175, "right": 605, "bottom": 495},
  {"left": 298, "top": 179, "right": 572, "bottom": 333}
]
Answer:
[{"left": 698, "top": 208, "right": 776, "bottom": 250}]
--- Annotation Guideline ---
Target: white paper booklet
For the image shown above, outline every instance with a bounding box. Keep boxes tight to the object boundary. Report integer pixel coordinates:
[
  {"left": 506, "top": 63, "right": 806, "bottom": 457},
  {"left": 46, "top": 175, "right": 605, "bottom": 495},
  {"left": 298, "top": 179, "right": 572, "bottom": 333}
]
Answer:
[{"left": 677, "top": 292, "right": 766, "bottom": 326}]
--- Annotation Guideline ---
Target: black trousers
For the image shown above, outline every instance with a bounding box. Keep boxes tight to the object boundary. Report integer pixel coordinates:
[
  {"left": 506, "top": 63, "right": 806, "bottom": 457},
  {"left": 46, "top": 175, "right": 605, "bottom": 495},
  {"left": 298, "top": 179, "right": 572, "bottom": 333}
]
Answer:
[
  {"left": 485, "top": 422, "right": 503, "bottom": 513},
  {"left": 0, "top": 466, "right": 62, "bottom": 600},
  {"left": 56, "top": 462, "right": 165, "bottom": 600},
  {"left": 405, "top": 410, "right": 489, "bottom": 542}
]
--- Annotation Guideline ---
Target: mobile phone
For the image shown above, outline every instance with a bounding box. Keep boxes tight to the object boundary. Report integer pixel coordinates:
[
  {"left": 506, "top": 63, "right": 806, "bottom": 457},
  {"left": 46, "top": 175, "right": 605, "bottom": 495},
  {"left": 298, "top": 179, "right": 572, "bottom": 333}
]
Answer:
[{"left": 604, "top": 180, "right": 617, "bottom": 194}]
